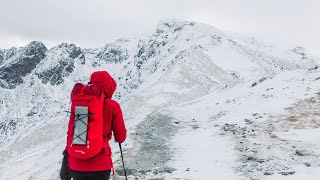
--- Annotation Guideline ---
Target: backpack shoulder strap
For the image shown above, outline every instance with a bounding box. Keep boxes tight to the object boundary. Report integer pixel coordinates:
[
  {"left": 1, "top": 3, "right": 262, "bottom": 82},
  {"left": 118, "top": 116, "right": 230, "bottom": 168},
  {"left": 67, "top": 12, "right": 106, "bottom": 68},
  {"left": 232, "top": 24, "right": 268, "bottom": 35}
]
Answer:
[{"left": 79, "top": 84, "right": 88, "bottom": 94}]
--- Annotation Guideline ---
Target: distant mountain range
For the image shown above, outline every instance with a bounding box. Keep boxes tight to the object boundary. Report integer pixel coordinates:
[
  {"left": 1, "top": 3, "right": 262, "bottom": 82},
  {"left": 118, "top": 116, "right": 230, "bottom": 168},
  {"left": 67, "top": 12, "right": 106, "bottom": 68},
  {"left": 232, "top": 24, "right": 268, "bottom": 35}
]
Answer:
[{"left": 0, "top": 20, "right": 319, "bottom": 179}]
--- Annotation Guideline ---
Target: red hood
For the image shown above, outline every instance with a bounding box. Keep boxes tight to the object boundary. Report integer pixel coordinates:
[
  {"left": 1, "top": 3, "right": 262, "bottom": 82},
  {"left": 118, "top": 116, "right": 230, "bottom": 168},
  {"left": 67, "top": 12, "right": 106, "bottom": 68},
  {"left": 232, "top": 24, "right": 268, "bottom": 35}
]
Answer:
[{"left": 90, "top": 71, "right": 116, "bottom": 98}]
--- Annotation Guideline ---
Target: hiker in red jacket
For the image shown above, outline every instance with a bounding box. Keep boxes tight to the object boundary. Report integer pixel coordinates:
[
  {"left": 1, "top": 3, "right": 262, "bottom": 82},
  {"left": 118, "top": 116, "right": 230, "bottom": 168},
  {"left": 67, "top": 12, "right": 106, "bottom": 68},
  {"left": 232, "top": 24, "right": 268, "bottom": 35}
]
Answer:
[{"left": 60, "top": 71, "right": 127, "bottom": 180}]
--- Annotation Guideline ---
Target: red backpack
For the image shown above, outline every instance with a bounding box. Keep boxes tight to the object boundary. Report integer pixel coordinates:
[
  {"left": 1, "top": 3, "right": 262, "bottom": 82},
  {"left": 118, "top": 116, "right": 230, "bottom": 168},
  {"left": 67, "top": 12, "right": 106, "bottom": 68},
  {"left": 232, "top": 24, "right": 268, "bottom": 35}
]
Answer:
[{"left": 66, "top": 83, "right": 104, "bottom": 159}]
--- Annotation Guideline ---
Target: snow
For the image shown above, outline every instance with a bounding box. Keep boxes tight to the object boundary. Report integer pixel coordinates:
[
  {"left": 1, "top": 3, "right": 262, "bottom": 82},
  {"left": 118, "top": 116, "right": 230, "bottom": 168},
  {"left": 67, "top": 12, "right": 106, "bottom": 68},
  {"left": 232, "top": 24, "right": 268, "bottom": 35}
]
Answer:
[
  {"left": 149, "top": 67, "right": 319, "bottom": 179},
  {"left": 204, "top": 45, "right": 260, "bottom": 79},
  {"left": 0, "top": 20, "right": 320, "bottom": 180},
  {"left": 170, "top": 122, "right": 242, "bottom": 180},
  {"left": 265, "top": 166, "right": 320, "bottom": 180},
  {"left": 277, "top": 128, "right": 320, "bottom": 144}
]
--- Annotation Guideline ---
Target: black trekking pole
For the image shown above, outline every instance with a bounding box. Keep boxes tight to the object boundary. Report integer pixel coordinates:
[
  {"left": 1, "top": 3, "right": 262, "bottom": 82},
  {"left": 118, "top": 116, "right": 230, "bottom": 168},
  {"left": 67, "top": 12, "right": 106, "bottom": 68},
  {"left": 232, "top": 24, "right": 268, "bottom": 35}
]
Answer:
[{"left": 119, "top": 143, "right": 128, "bottom": 180}]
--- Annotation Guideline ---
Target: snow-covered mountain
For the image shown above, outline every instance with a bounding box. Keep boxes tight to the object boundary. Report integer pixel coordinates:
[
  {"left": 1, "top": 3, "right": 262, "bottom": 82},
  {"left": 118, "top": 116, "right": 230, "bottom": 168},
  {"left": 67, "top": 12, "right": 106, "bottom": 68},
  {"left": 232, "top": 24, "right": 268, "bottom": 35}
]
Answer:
[{"left": 0, "top": 20, "right": 319, "bottom": 180}]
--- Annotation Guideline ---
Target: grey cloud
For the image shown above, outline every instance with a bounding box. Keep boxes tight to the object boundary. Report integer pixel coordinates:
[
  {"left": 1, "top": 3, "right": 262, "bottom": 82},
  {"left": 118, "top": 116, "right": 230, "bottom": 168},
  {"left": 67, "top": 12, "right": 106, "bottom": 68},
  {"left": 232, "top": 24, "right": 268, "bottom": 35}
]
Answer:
[{"left": 0, "top": 0, "right": 319, "bottom": 55}]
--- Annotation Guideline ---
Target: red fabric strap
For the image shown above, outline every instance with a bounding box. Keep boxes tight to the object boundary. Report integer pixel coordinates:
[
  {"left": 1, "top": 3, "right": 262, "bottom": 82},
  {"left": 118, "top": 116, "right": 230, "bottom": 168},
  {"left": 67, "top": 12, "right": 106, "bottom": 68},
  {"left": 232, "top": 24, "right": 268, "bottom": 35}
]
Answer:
[{"left": 79, "top": 85, "right": 87, "bottom": 94}]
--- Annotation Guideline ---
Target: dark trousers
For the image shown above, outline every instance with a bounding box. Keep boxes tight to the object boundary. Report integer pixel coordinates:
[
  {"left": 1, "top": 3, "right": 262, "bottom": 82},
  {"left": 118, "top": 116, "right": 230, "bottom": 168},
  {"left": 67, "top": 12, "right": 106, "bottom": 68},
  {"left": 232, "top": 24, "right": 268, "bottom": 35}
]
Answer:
[{"left": 70, "top": 170, "right": 111, "bottom": 180}]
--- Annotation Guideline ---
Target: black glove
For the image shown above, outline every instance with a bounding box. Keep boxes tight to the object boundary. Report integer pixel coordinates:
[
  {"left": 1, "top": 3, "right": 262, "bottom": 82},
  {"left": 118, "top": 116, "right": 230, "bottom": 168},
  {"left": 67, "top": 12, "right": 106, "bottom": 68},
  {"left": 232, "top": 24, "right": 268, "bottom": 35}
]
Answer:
[{"left": 60, "top": 150, "right": 70, "bottom": 180}]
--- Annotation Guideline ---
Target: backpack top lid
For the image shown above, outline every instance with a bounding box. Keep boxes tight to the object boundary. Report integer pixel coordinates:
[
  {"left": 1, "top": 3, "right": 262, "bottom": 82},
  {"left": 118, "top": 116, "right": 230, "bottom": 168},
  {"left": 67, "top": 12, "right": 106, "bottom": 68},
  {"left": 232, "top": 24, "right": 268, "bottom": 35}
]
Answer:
[
  {"left": 71, "top": 83, "right": 102, "bottom": 98},
  {"left": 90, "top": 71, "right": 116, "bottom": 99}
]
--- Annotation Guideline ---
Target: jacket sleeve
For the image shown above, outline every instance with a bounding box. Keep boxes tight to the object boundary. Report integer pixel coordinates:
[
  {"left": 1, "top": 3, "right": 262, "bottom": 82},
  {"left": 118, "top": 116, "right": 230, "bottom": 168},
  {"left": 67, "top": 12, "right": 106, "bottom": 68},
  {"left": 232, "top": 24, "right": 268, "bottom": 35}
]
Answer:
[{"left": 112, "top": 101, "right": 127, "bottom": 143}]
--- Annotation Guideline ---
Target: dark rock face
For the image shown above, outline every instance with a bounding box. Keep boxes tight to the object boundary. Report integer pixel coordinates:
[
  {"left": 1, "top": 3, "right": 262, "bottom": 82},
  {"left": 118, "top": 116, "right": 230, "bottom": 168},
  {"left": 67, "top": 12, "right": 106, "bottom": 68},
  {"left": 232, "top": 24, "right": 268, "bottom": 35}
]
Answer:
[
  {"left": 0, "top": 41, "right": 47, "bottom": 89},
  {"left": 0, "top": 119, "right": 21, "bottom": 137},
  {"left": 0, "top": 118, "right": 23, "bottom": 147},
  {"left": 96, "top": 42, "right": 129, "bottom": 64},
  {"left": 36, "top": 43, "right": 83, "bottom": 85},
  {"left": 65, "top": 44, "right": 82, "bottom": 59},
  {"left": 0, "top": 47, "right": 18, "bottom": 66},
  {"left": 291, "top": 46, "right": 306, "bottom": 56},
  {"left": 134, "top": 40, "right": 160, "bottom": 70},
  {"left": 118, "top": 21, "right": 190, "bottom": 94},
  {"left": 37, "top": 60, "right": 75, "bottom": 85},
  {"left": 133, "top": 21, "right": 191, "bottom": 70},
  {"left": 5, "top": 47, "right": 18, "bottom": 60},
  {"left": 0, "top": 50, "right": 3, "bottom": 65},
  {"left": 79, "top": 54, "right": 86, "bottom": 65},
  {"left": 291, "top": 46, "right": 310, "bottom": 60}
]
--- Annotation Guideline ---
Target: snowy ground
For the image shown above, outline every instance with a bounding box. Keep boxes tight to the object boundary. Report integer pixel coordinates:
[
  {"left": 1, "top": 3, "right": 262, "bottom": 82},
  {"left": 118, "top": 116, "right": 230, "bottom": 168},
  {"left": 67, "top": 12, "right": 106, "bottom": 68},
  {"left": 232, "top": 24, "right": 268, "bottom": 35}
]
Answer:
[
  {"left": 119, "top": 68, "right": 320, "bottom": 179},
  {"left": 104, "top": 68, "right": 320, "bottom": 180}
]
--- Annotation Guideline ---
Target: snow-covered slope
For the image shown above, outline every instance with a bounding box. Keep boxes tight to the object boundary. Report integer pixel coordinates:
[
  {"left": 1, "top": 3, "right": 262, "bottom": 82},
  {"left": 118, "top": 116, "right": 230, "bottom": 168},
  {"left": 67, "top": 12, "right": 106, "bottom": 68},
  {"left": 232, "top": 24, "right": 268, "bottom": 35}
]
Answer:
[{"left": 0, "top": 20, "right": 319, "bottom": 180}]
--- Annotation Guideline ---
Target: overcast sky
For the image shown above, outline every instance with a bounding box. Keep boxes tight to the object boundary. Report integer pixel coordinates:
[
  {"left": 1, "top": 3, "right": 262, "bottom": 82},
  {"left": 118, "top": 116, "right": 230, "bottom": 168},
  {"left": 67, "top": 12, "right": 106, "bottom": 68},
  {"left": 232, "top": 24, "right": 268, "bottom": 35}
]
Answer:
[{"left": 1, "top": 0, "right": 319, "bottom": 55}]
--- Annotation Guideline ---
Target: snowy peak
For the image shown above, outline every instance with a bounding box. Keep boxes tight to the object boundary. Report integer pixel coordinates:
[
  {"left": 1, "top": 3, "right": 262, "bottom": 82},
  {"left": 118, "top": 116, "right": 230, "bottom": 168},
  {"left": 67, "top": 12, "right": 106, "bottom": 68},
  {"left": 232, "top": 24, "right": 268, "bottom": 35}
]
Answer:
[
  {"left": 155, "top": 20, "right": 223, "bottom": 37},
  {"left": 0, "top": 47, "right": 18, "bottom": 66},
  {"left": 0, "top": 49, "right": 4, "bottom": 66},
  {"left": 23, "top": 41, "right": 47, "bottom": 56},
  {"left": 35, "top": 43, "right": 85, "bottom": 86},
  {"left": 55, "top": 43, "right": 83, "bottom": 59},
  {"left": 156, "top": 20, "right": 196, "bottom": 34},
  {"left": 0, "top": 41, "right": 47, "bottom": 89},
  {"left": 291, "top": 46, "right": 308, "bottom": 56},
  {"left": 290, "top": 46, "right": 318, "bottom": 61},
  {"left": 95, "top": 39, "right": 131, "bottom": 65},
  {"left": 0, "top": 20, "right": 318, "bottom": 91}
]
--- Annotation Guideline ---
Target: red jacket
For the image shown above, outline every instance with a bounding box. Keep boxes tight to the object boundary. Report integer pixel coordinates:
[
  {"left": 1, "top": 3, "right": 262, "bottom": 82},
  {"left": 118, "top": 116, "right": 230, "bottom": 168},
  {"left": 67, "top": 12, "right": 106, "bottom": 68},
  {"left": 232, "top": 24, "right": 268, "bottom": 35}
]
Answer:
[{"left": 67, "top": 71, "right": 126, "bottom": 172}]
